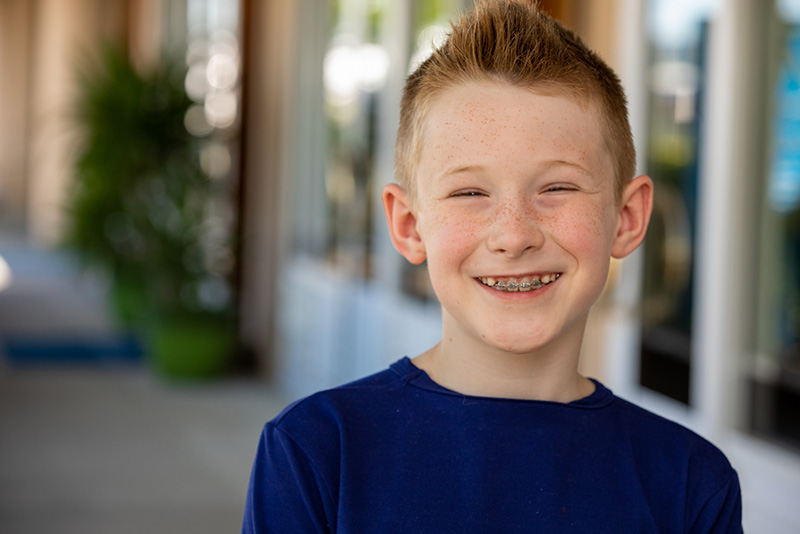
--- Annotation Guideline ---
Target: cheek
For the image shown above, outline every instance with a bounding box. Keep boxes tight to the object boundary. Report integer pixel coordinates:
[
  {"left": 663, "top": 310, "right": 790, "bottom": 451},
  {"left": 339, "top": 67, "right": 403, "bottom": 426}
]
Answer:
[
  {"left": 426, "top": 227, "right": 477, "bottom": 268},
  {"left": 541, "top": 205, "right": 615, "bottom": 299},
  {"left": 420, "top": 207, "right": 489, "bottom": 261},
  {"left": 540, "top": 199, "right": 616, "bottom": 254}
]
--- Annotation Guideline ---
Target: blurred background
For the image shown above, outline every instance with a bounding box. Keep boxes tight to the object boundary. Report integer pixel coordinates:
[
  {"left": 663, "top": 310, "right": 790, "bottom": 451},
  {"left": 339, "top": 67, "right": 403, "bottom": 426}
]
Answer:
[{"left": 0, "top": 0, "right": 799, "bottom": 532}]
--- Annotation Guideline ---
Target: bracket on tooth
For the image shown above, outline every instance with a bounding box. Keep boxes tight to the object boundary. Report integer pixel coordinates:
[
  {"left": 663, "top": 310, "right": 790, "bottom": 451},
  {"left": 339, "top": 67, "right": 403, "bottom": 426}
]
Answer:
[{"left": 482, "top": 276, "right": 555, "bottom": 291}]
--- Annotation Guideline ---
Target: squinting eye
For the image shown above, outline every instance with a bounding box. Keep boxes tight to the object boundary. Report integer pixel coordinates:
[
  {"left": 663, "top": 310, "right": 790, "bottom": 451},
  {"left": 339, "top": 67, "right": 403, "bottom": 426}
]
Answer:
[
  {"left": 545, "top": 184, "right": 576, "bottom": 193},
  {"left": 451, "top": 190, "right": 486, "bottom": 197}
]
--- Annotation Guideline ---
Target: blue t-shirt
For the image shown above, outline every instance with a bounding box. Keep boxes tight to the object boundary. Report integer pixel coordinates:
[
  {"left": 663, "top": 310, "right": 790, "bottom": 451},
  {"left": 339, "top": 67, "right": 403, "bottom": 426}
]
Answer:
[{"left": 243, "top": 357, "right": 742, "bottom": 533}]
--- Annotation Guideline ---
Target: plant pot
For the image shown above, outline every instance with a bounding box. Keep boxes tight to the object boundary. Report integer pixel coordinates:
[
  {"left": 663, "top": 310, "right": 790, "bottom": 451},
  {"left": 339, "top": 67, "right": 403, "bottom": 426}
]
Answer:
[
  {"left": 109, "top": 276, "right": 149, "bottom": 328},
  {"left": 147, "top": 315, "right": 234, "bottom": 379}
]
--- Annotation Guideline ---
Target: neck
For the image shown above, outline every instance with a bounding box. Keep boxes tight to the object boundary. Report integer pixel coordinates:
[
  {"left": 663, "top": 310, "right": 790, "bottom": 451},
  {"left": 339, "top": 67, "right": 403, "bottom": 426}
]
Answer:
[{"left": 413, "top": 314, "right": 594, "bottom": 403}]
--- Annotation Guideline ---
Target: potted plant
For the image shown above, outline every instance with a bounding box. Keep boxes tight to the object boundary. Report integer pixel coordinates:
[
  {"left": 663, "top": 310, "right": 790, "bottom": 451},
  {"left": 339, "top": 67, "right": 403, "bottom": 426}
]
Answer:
[{"left": 64, "top": 44, "right": 235, "bottom": 379}]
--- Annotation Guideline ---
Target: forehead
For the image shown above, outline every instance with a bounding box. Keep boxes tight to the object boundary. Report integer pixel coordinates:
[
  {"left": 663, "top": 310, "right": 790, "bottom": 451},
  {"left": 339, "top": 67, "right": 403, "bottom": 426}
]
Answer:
[{"left": 417, "top": 82, "right": 612, "bottom": 184}]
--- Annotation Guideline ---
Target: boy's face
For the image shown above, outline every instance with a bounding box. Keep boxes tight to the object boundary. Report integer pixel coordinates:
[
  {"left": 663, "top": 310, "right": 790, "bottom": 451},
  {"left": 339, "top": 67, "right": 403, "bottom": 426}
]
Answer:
[{"left": 406, "top": 82, "right": 626, "bottom": 356}]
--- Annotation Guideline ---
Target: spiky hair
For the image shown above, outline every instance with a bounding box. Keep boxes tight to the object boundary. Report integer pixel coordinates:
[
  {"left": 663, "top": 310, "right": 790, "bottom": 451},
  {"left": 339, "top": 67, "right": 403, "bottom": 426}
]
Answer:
[{"left": 395, "top": 0, "right": 635, "bottom": 202}]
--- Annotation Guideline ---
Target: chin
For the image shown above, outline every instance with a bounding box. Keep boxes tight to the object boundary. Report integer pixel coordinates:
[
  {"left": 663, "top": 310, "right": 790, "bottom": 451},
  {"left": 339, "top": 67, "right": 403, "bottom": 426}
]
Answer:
[{"left": 482, "top": 333, "right": 554, "bottom": 356}]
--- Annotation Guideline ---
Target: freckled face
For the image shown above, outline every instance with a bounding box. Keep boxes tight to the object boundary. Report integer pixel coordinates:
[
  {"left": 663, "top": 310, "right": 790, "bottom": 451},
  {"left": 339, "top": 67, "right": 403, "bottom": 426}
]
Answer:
[{"left": 412, "top": 82, "right": 620, "bottom": 355}]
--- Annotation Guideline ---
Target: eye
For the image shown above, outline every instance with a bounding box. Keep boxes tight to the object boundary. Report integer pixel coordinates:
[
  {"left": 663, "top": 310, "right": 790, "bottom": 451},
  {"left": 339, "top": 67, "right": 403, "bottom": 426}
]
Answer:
[
  {"left": 544, "top": 183, "right": 578, "bottom": 193},
  {"left": 450, "top": 189, "right": 487, "bottom": 198}
]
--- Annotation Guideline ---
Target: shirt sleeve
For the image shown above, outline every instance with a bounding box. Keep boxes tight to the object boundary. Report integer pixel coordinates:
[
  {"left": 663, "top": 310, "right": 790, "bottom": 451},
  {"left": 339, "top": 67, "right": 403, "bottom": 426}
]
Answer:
[
  {"left": 688, "top": 471, "right": 743, "bottom": 534},
  {"left": 242, "top": 423, "right": 335, "bottom": 534}
]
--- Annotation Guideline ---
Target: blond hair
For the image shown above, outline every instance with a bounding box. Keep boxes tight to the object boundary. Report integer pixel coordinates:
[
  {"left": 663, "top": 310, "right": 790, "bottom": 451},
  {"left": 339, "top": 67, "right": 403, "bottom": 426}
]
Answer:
[{"left": 395, "top": 0, "right": 635, "bottom": 202}]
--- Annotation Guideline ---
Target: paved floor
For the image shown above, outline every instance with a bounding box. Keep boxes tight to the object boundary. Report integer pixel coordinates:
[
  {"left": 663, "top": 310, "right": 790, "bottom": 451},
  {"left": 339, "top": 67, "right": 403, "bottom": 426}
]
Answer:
[
  {"left": 0, "top": 238, "right": 290, "bottom": 533},
  {"left": 0, "top": 363, "right": 288, "bottom": 534}
]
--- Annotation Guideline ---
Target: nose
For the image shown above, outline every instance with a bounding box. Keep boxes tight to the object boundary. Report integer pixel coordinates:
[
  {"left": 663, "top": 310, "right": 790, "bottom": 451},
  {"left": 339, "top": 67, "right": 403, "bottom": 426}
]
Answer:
[{"left": 486, "top": 200, "right": 544, "bottom": 258}]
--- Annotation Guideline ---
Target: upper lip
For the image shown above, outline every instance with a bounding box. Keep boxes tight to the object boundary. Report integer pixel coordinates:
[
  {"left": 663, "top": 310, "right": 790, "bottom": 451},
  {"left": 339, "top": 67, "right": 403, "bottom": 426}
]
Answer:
[{"left": 475, "top": 271, "right": 561, "bottom": 278}]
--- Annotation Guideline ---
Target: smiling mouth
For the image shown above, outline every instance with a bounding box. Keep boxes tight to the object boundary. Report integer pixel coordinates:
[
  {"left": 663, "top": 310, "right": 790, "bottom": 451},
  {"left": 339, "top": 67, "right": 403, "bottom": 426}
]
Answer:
[{"left": 477, "top": 273, "right": 561, "bottom": 292}]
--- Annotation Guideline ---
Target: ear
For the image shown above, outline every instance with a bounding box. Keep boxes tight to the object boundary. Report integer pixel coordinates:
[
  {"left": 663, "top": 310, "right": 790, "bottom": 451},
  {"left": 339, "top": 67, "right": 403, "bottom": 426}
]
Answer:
[
  {"left": 382, "top": 183, "right": 427, "bottom": 265},
  {"left": 611, "top": 175, "right": 654, "bottom": 259}
]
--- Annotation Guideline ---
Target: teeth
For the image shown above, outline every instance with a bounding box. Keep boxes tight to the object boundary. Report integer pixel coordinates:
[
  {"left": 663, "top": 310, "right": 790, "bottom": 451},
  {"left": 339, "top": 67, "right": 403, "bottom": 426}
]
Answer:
[{"left": 478, "top": 274, "right": 560, "bottom": 292}]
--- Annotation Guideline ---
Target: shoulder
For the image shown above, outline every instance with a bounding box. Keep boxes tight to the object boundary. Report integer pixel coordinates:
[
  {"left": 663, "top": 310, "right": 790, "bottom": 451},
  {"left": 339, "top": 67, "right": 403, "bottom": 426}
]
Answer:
[
  {"left": 597, "top": 391, "right": 743, "bottom": 531},
  {"left": 244, "top": 367, "right": 409, "bottom": 533},
  {"left": 256, "top": 360, "right": 415, "bottom": 504},
  {"left": 609, "top": 395, "right": 733, "bottom": 474},
  {"left": 604, "top": 394, "right": 741, "bottom": 531},
  {"left": 269, "top": 360, "right": 411, "bottom": 440}
]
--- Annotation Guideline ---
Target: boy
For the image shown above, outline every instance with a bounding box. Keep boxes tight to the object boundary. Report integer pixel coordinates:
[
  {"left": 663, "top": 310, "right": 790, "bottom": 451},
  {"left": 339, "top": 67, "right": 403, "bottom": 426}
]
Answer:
[{"left": 243, "top": 1, "right": 742, "bottom": 532}]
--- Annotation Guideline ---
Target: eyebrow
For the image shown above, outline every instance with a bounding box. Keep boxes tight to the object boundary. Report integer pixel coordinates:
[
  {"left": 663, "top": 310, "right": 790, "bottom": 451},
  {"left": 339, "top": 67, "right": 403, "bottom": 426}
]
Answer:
[
  {"left": 436, "top": 160, "right": 594, "bottom": 182},
  {"left": 436, "top": 164, "right": 486, "bottom": 182},
  {"left": 542, "top": 159, "right": 593, "bottom": 177}
]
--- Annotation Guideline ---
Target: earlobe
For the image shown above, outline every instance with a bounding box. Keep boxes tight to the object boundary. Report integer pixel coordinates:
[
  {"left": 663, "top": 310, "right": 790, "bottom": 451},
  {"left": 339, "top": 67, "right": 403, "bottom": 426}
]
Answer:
[
  {"left": 611, "top": 175, "right": 654, "bottom": 259},
  {"left": 382, "top": 183, "right": 427, "bottom": 265}
]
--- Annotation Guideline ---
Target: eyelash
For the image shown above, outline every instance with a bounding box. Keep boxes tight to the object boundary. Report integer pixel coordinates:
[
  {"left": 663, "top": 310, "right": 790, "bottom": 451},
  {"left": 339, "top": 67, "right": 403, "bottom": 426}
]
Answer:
[
  {"left": 450, "top": 190, "right": 486, "bottom": 198},
  {"left": 545, "top": 184, "right": 577, "bottom": 193},
  {"left": 449, "top": 184, "right": 577, "bottom": 198}
]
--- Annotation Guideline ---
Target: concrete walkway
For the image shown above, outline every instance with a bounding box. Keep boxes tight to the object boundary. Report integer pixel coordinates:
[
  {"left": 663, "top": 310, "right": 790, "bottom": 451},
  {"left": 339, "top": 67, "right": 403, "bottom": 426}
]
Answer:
[
  {"left": 0, "top": 239, "right": 289, "bottom": 533},
  {"left": 0, "top": 364, "right": 287, "bottom": 534}
]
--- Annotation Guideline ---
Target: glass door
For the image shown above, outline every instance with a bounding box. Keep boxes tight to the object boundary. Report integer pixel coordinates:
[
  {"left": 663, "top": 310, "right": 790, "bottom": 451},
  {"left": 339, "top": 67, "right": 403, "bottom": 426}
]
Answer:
[
  {"left": 750, "top": 0, "right": 800, "bottom": 456},
  {"left": 638, "top": 0, "right": 714, "bottom": 405}
]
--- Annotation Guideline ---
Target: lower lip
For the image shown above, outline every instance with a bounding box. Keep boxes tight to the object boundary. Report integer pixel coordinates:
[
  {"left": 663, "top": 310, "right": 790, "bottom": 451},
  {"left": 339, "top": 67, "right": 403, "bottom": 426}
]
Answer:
[{"left": 475, "top": 277, "right": 559, "bottom": 300}]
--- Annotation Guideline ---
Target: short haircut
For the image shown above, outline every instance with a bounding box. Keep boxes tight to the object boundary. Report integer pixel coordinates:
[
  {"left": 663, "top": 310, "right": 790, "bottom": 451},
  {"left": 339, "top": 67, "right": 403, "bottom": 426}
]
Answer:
[{"left": 395, "top": 0, "right": 635, "bottom": 203}]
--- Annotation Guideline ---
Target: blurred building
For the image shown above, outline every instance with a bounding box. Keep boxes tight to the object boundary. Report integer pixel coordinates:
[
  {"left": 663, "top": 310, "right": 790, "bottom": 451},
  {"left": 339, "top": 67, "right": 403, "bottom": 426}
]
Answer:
[{"left": 1, "top": 0, "right": 800, "bottom": 531}]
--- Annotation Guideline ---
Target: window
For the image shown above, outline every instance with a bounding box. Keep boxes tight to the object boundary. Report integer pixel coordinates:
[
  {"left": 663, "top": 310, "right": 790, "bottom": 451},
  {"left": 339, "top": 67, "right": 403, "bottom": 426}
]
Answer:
[
  {"left": 751, "top": 1, "right": 800, "bottom": 450},
  {"left": 639, "top": 0, "right": 713, "bottom": 404}
]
